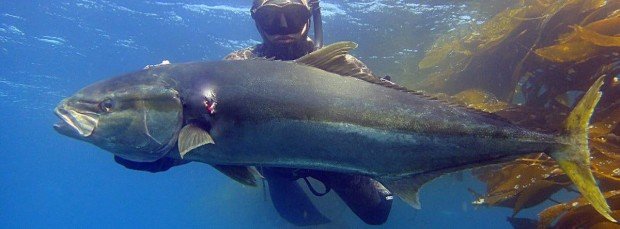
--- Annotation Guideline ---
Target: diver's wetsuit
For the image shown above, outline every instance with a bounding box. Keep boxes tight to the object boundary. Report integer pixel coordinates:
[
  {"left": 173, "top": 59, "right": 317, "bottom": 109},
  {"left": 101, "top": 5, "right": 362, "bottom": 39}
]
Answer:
[
  {"left": 224, "top": 39, "right": 374, "bottom": 78},
  {"left": 225, "top": 39, "right": 394, "bottom": 226}
]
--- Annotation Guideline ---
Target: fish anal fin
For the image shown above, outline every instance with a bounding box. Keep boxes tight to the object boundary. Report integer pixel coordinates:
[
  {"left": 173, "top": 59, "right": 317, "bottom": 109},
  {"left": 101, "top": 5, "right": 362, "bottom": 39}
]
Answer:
[
  {"left": 211, "top": 165, "right": 258, "bottom": 187},
  {"left": 178, "top": 124, "right": 214, "bottom": 158},
  {"left": 378, "top": 172, "right": 443, "bottom": 209}
]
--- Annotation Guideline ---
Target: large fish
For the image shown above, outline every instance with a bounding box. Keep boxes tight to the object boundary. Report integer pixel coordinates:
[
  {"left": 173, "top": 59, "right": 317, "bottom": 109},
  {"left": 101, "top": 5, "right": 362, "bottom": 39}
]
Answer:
[{"left": 53, "top": 42, "right": 614, "bottom": 221}]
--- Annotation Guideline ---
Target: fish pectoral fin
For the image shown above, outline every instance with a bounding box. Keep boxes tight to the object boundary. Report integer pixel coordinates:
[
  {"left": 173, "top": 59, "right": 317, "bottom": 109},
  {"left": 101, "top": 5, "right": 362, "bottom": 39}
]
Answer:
[
  {"left": 211, "top": 165, "right": 258, "bottom": 187},
  {"left": 178, "top": 124, "right": 214, "bottom": 158},
  {"left": 378, "top": 172, "right": 443, "bottom": 209}
]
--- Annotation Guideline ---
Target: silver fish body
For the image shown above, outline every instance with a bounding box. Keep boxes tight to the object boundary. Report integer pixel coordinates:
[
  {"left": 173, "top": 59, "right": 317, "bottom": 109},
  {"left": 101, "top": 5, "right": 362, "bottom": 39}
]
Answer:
[
  {"left": 53, "top": 42, "right": 613, "bottom": 220},
  {"left": 163, "top": 60, "right": 557, "bottom": 177}
]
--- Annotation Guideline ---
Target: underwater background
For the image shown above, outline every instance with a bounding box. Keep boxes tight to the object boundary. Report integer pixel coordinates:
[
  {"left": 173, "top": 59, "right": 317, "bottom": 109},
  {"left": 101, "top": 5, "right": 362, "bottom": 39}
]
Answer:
[{"left": 2, "top": 0, "right": 619, "bottom": 228}]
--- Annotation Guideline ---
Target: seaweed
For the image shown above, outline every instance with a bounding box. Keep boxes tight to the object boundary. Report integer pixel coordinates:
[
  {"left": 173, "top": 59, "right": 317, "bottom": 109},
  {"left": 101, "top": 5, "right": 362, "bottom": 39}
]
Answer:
[
  {"left": 538, "top": 190, "right": 620, "bottom": 228},
  {"left": 414, "top": 0, "right": 620, "bottom": 227}
]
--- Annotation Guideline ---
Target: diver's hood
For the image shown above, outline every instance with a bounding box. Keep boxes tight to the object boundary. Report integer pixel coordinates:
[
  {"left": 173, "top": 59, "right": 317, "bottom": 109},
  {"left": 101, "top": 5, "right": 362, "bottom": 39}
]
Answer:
[
  {"left": 252, "top": 0, "right": 322, "bottom": 49},
  {"left": 252, "top": 0, "right": 309, "bottom": 12}
]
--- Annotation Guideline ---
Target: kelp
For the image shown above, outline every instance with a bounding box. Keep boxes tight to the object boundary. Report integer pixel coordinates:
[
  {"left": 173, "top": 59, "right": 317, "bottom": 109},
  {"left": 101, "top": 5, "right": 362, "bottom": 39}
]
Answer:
[
  {"left": 580, "top": 0, "right": 607, "bottom": 13},
  {"left": 574, "top": 25, "right": 620, "bottom": 46},
  {"left": 534, "top": 13, "right": 620, "bottom": 63},
  {"left": 534, "top": 39, "right": 598, "bottom": 63},
  {"left": 538, "top": 191, "right": 620, "bottom": 228},
  {"left": 418, "top": 39, "right": 462, "bottom": 70},
  {"left": 452, "top": 89, "right": 508, "bottom": 112},
  {"left": 418, "top": 28, "right": 472, "bottom": 70},
  {"left": 463, "top": 5, "right": 528, "bottom": 52},
  {"left": 471, "top": 158, "right": 570, "bottom": 216},
  {"left": 415, "top": 0, "right": 620, "bottom": 99},
  {"left": 418, "top": 4, "right": 528, "bottom": 70},
  {"left": 412, "top": 0, "right": 620, "bottom": 227}
]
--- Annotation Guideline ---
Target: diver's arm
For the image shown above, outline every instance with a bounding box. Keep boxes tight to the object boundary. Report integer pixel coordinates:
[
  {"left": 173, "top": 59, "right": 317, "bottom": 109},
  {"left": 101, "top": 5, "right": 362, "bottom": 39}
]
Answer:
[{"left": 114, "top": 156, "right": 189, "bottom": 173}]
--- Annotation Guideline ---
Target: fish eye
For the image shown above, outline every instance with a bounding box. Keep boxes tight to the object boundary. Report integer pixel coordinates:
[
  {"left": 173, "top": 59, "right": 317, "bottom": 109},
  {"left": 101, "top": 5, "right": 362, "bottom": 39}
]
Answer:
[{"left": 99, "top": 98, "right": 115, "bottom": 112}]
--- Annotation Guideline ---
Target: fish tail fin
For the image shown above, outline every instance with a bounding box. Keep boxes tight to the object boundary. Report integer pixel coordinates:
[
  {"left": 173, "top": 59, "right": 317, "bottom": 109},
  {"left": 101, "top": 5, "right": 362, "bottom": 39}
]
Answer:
[{"left": 549, "top": 76, "right": 615, "bottom": 222}]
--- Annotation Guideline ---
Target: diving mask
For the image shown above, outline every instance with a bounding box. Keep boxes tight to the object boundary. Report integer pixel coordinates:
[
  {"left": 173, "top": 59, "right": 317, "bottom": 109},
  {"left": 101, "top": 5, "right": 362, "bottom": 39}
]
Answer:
[{"left": 252, "top": 0, "right": 311, "bottom": 35}]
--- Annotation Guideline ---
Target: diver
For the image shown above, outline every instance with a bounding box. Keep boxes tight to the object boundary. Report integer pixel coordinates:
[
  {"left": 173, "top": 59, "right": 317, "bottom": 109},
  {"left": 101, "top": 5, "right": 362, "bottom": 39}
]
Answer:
[
  {"left": 225, "top": 0, "right": 394, "bottom": 226},
  {"left": 114, "top": 0, "right": 393, "bottom": 226}
]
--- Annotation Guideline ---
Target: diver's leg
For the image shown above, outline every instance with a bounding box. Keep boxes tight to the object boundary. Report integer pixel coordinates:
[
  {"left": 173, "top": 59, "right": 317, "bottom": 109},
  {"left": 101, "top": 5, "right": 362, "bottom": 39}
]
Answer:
[
  {"left": 311, "top": 171, "right": 393, "bottom": 225},
  {"left": 262, "top": 167, "right": 331, "bottom": 226}
]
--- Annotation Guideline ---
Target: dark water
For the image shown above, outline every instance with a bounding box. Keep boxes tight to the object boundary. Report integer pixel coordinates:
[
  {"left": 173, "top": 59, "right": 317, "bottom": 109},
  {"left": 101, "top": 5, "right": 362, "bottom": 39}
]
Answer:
[{"left": 0, "top": 1, "right": 580, "bottom": 228}]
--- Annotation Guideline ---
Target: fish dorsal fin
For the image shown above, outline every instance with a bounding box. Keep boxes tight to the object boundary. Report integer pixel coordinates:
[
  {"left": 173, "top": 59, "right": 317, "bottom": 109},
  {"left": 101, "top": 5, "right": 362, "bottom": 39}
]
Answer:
[
  {"left": 211, "top": 165, "right": 259, "bottom": 187},
  {"left": 295, "top": 41, "right": 376, "bottom": 81},
  {"left": 294, "top": 41, "right": 358, "bottom": 65},
  {"left": 378, "top": 172, "right": 444, "bottom": 209},
  {"left": 295, "top": 42, "right": 510, "bottom": 123},
  {"left": 294, "top": 41, "right": 422, "bottom": 92},
  {"left": 178, "top": 124, "right": 214, "bottom": 158}
]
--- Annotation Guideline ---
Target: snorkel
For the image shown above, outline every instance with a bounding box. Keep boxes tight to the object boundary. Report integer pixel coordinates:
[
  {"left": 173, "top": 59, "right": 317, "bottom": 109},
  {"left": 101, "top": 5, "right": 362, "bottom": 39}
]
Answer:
[{"left": 309, "top": 0, "right": 323, "bottom": 49}]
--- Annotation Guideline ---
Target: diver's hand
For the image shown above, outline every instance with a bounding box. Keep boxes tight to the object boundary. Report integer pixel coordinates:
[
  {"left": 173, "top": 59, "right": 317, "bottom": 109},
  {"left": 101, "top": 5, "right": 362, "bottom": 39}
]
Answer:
[
  {"left": 380, "top": 75, "right": 396, "bottom": 85},
  {"left": 143, "top": 60, "right": 171, "bottom": 69}
]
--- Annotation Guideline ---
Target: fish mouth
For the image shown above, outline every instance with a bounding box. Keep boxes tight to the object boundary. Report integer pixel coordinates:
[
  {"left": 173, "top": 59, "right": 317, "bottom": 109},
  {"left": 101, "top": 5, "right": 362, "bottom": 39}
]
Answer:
[{"left": 53, "top": 104, "right": 97, "bottom": 138}]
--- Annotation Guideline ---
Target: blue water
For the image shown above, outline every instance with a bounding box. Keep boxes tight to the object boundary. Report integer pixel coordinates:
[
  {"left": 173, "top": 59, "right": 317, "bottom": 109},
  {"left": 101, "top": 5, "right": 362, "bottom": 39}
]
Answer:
[{"left": 1, "top": 1, "right": 550, "bottom": 228}]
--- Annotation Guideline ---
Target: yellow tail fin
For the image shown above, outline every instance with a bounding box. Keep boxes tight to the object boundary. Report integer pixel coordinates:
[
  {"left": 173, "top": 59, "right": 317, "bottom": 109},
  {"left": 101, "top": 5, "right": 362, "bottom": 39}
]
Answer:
[{"left": 550, "top": 76, "right": 615, "bottom": 222}]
